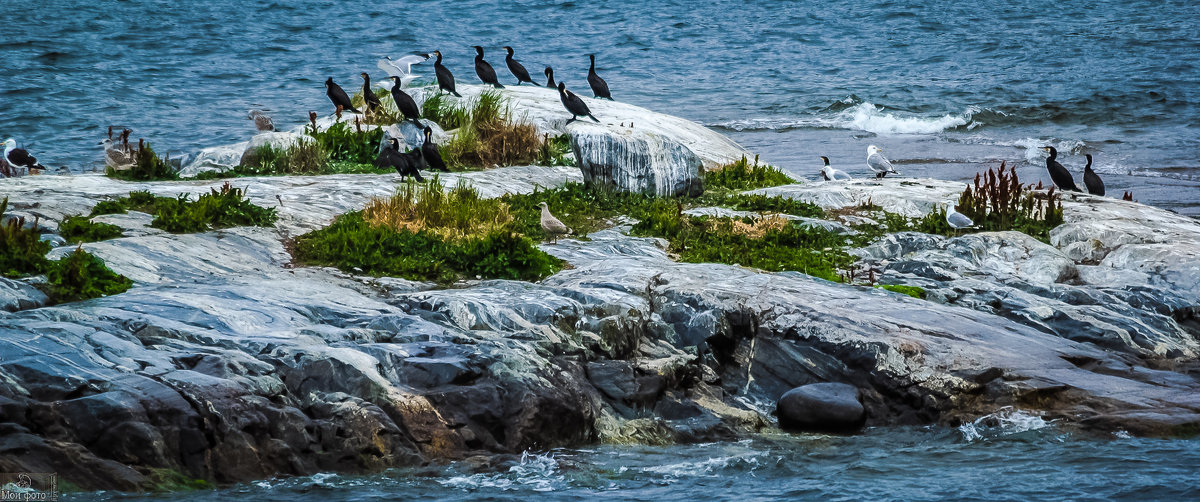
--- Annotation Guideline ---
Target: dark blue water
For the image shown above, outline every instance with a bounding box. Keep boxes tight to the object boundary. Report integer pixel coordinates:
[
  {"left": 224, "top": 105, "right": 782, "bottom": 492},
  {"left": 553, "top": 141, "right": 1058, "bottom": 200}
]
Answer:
[
  {"left": 4, "top": 0, "right": 1200, "bottom": 211},
  {"left": 74, "top": 419, "right": 1200, "bottom": 501}
]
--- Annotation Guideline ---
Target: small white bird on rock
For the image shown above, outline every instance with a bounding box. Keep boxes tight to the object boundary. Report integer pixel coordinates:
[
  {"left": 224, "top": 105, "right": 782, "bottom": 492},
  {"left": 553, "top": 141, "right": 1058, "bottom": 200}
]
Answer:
[{"left": 539, "top": 201, "right": 572, "bottom": 244}]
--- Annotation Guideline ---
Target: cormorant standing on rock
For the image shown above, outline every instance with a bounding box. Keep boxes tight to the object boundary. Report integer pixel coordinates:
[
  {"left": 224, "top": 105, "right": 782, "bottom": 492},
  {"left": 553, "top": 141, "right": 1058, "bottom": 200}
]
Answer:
[
  {"left": 558, "top": 82, "right": 598, "bottom": 123},
  {"left": 866, "top": 145, "right": 899, "bottom": 178},
  {"left": 503, "top": 46, "right": 535, "bottom": 85},
  {"left": 544, "top": 67, "right": 556, "bottom": 88},
  {"left": 587, "top": 54, "right": 612, "bottom": 100},
  {"left": 1083, "top": 154, "right": 1105, "bottom": 196},
  {"left": 375, "top": 138, "right": 424, "bottom": 181},
  {"left": 473, "top": 46, "right": 504, "bottom": 88},
  {"left": 421, "top": 126, "right": 450, "bottom": 172},
  {"left": 432, "top": 50, "right": 461, "bottom": 97},
  {"left": 389, "top": 76, "right": 422, "bottom": 125},
  {"left": 360, "top": 72, "right": 382, "bottom": 115},
  {"left": 1041, "top": 146, "right": 1080, "bottom": 192},
  {"left": 325, "top": 77, "right": 360, "bottom": 113}
]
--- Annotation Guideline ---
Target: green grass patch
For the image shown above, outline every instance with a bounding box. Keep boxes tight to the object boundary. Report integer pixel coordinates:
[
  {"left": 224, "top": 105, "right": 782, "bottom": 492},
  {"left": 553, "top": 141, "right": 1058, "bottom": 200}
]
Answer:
[
  {"left": 307, "top": 120, "right": 385, "bottom": 165},
  {"left": 86, "top": 185, "right": 277, "bottom": 233},
  {"left": 536, "top": 133, "right": 576, "bottom": 167},
  {"left": 1, "top": 198, "right": 52, "bottom": 278},
  {"left": 877, "top": 284, "right": 926, "bottom": 299},
  {"left": 703, "top": 155, "right": 795, "bottom": 192},
  {"left": 150, "top": 183, "right": 278, "bottom": 233},
  {"left": 421, "top": 92, "right": 471, "bottom": 130},
  {"left": 59, "top": 215, "right": 124, "bottom": 243},
  {"left": 435, "top": 91, "right": 541, "bottom": 169},
  {"left": 44, "top": 247, "right": 133, "bottom": 303},
  {"left": 105, "top": 142, "right": 179, "bottom": 181},
  {"left": 294, "top": 178, "right": 561, "bottom": 283},
  {"left": 630, "top": 210, "right": 854, "bottom": 282}
]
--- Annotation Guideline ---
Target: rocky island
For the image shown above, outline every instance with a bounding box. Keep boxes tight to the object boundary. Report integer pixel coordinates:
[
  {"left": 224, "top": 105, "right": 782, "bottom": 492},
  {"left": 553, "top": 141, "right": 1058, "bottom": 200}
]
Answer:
[{"left": 0, "top": 84, "right": 1197, "bottom": 492}]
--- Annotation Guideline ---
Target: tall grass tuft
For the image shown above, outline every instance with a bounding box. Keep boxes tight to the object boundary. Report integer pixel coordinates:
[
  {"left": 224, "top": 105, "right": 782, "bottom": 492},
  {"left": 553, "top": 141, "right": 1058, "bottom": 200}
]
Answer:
[
  {"left": 362, "top": 177, "right": 513, "bottom": 241},
  {"left": 1, "top": 198, "right": 51, "bottom": 277},
  {"left": 704, "top": 155, "right": 794, "bottom": 191},
  {"left": 424, "top": 91, "right": 546, "bottom": 169}
]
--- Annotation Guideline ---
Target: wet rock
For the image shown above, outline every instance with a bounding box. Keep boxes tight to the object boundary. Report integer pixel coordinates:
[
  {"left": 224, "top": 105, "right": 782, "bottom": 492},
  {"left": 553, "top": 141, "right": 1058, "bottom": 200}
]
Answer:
[
  {"left": 0, "top": 277, "right": 48, "bottom": 312},
  {"left": 776, "top": 383, "right": 866, "bottom": 433}
]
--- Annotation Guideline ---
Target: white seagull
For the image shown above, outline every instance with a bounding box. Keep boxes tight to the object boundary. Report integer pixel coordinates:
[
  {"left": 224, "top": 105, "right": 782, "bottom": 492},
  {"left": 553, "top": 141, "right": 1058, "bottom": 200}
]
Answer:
[
  {"left": 866, "top": 145, "right": 899, "bottom": 178},
  {"left": 377, "top": 53, "right": 431, "bottom": 89},
  {"left": 944, "top": 203, "right": 976, "bottom": 231},
  {"left": 819, "top": 156, "right": 852, "bottom": 181}
]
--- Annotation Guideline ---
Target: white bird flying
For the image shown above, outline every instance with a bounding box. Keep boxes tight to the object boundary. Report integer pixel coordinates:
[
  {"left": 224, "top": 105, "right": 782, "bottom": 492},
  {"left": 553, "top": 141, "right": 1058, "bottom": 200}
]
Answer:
[{"left": 377, "top": 53, "right": 431, "bottom": 89}]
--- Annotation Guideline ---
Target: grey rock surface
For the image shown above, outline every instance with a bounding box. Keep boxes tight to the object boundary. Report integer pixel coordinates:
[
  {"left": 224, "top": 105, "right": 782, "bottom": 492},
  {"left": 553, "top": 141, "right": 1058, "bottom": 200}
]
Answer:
[
  {"left": 571, "top": 124, "right": 703, "bottom": 197},
  {"left": 0, "top": 168, "right": 1196, "bottom": 491}
]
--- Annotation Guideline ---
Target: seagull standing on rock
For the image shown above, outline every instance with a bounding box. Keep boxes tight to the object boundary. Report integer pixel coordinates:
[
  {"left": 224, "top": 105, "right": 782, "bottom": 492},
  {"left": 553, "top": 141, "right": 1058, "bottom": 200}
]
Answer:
[
  {"left": 866, "top": 145, "right": 899, "bottom": 178},
  {"left": 539, "top": 202, "right": 572, "bottom": 244},
  {"left": 3, "top": 138, "right": 46, "bottom": 175}
]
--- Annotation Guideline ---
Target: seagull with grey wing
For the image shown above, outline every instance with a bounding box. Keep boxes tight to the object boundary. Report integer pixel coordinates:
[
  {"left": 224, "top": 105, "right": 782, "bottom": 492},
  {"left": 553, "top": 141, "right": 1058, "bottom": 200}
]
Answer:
[
  {"left": 377, "top": 53, "right": 430, "bottom": 89},
  {"left": 539, "top": 202, "right": 572, "bottom": 244},
  {"left": 944, "top": 202, "right": 976, "bottom": 234},
  {"left": 866, "top": 145, "right": 899, "bottom": 178}
]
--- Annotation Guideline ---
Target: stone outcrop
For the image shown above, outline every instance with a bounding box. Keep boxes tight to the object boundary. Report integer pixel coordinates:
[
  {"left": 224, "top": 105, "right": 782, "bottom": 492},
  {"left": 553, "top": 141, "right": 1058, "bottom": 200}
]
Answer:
[
  {"left": 570, "top": 123, "right": 703, "bottom": 196},
  {"left": 0, "top": 169, "right": 1197, "bottom": 491},
  {"left": 776, "top": 383, "right": 866, "bottom": 432}
]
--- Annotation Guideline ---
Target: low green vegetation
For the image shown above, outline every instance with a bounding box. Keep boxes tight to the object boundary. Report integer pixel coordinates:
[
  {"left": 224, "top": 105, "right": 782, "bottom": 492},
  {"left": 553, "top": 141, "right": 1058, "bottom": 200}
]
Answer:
[
  {"left": 1, "top": 198, "right": 132, "bottom": 303},
  {"left": 145, "top": 468, "right": 214, "bottom": 492},
  {"left": 44, "top": 247, "right": 133, "bottom": 303},
  {"left": 88, "top": 184, "right": 277, "bottom": 233},
  {"left": 704, "top": 155, "right": 795, "bottom": 192},
  {"left": 294, "top": 177, "right": 561, "bottom": 283},
  {"left": 877, "top": 284, "right": 927, "bottom": 299},
  {"left": 106, "top": 142, "right": 180, "bottom": 181},
  {"left": 59, "top": 215, "right": 124, "bottom": 243},
  {"left": 421, "top": 92, "right": 471, "bottom": 130},
  {"left": 307, "top": 119, "right": 385, "bottom": 165},
  {"left": 536, "top": 133, "right": 575, "bottom": 166},
  {"left": 1, "top": 198, "right": 52, "bottom": 277}
]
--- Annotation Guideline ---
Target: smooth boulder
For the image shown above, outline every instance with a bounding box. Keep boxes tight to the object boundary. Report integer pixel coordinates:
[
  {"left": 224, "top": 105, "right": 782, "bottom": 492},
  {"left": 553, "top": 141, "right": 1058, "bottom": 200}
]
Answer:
[
  {"left": 776, "top": 383, "right": 866, "bottom": 433},
  {"left": 570, "top": 124, "right": 703, "bottom": 197}
]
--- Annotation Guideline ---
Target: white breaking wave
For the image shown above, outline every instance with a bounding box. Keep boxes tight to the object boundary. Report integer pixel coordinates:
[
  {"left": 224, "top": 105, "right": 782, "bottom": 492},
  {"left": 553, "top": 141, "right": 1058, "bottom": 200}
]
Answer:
[
  {"left": 712, "top": 102, "right": 978, "bottom": 135},
  {"left": 440, "top": 450, "right": 565, "bottom": 492},
  {"left": 958, "top": 406, "right": 1055, "bottom": 442}
]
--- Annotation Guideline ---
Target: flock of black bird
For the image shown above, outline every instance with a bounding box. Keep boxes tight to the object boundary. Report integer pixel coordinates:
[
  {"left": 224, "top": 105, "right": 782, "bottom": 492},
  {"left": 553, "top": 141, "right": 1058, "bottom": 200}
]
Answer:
[
  {"left": 1042, "top": 146, "right": 1105, "bottom": 196},
  {"left": 321, "top": 47, "right": 614, "bottom": 179}
]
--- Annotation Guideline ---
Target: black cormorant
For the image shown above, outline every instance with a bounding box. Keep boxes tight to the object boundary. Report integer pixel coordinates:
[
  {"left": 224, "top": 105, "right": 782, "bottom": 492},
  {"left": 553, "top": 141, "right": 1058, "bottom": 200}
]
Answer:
[
  {"left": 360, "top": 72, "right": 382, "bottom": 115},
  {"left": 544, "top": 67, "right": 556, "bottom": 88},
  {"left": 473, "top": 46, "right": 504, "bottom": 88},
  {"left": 432, "top": 50, "right": 462, "bottom": 97},
  {"left": 587, "top": 54, "right": 612, "bottom": 100},
  {"left": 1083, "top": 153, "right": 1104, "bottom": 196},
  {"left": 1042, "top": 146, "right": 1080, "bottom": 192},
  {"left": 389, "top": 76, "right": 422, "bottom": 125},
  {"left": 375, "top": 138, "right": 424, "bottom": 181},
  {"left": 421, "top": 126, "right": 450, "bottom": 172},
  {"left": 558, "top": 82, "right": 599, "bottom": 123},
  {"left": 325, "top": 77, "right": 360, "bottom": 113},
  {"left": 503, "top": 46, "right": 535, "bottom": 85}
]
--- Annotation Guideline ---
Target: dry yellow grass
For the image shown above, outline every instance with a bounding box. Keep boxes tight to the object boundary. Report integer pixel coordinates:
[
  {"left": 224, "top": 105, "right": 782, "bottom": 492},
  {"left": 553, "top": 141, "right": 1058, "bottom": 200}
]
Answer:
[
  {"left": 725, "top": 215, "right": 790, "bottom": 239},
  {"left": 361, "top": 178, "right": 512, "bottom": 241}
]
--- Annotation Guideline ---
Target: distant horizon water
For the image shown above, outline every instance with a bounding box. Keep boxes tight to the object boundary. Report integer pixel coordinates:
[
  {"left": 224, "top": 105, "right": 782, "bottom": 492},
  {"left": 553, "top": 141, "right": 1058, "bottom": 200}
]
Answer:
[{"left": 2, "top": 1, "right": 1198, "bottom": 212}]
